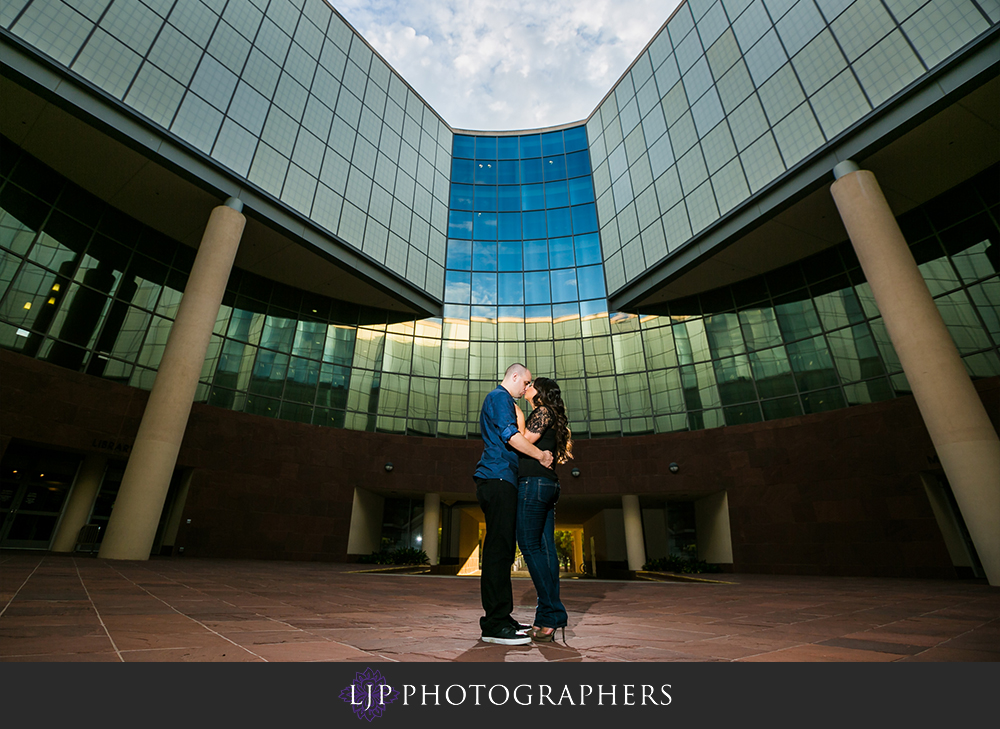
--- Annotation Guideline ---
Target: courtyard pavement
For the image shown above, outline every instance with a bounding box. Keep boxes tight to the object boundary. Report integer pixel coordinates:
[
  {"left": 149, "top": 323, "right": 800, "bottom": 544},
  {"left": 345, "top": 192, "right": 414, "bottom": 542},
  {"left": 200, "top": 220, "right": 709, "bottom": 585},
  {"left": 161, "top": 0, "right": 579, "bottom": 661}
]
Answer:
[{"left": 1, "top": 553, "right": 997, "bottom": 662}]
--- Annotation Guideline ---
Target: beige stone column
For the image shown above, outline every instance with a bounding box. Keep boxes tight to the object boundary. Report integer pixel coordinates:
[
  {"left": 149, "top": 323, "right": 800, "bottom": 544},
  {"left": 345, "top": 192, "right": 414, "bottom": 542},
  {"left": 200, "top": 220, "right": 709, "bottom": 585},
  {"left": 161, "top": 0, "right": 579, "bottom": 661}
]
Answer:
[
  {"left": 422, "top": 493, "right": 441, "bottom": 565},
  {"left": 51, "top": 454, "right": 107, "bottom": 552},
  {"left": 695, "top": 491, "right": 733, "bottom": 564},
  {"left": 831, "top": 162, "right": 1000, "bottom": 586},
  {"left": 622, "top": 495, "right": 646, "bottom": 571},
  {"left": 99, "top": 199, "right": 245, "bottom": 560},
  {"left": 572, "top": 527, "right": 584, "bottom": 574},
  {"left": 920, "top": 474, "right": 975, "bottom": 571},
  {"left": 347, "top": 487, "right": 386, "bottom": 555},
  {"left": 457, "top": 509, "right": 482, "bottom": 575}
]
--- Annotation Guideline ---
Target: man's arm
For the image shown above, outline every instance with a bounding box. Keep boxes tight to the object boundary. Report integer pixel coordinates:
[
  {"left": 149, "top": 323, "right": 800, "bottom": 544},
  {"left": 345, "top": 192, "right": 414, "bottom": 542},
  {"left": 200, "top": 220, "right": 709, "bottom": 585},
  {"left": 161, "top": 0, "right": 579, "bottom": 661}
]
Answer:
[
  {"left": 508, "top": 431, "right": 553, "bottom": 468},
  {"left": 496, "top": 395, "right": 552, "bottom": 467}
]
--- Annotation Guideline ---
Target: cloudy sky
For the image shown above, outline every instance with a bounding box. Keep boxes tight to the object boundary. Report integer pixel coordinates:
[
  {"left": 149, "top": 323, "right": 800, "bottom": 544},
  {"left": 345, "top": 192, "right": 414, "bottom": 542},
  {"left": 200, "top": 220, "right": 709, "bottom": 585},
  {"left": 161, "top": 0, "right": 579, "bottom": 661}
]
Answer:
[{"left": 329, "top": 0, "right": 684, "bottom": 131}]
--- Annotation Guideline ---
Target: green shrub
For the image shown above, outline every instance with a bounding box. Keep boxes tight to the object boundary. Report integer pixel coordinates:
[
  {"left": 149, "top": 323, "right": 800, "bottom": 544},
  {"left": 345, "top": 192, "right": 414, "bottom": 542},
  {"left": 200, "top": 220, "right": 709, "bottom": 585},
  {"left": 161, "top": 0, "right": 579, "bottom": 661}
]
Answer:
[
  {"left": 390, "top": 547, "right": 430, "bottom": 565},
  {"left": 643, "top": 545, "right": 722, "bottom": 574},
  {"left": 357, "top": 547, "right": 429, "bottom": 565}
]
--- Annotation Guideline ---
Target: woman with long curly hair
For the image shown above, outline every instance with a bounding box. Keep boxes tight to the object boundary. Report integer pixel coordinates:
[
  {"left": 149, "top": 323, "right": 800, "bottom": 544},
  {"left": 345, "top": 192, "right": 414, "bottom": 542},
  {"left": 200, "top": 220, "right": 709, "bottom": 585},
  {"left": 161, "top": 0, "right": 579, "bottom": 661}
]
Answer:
[{"left": 515, "top": 376, "right": 573, "bottom": 641}]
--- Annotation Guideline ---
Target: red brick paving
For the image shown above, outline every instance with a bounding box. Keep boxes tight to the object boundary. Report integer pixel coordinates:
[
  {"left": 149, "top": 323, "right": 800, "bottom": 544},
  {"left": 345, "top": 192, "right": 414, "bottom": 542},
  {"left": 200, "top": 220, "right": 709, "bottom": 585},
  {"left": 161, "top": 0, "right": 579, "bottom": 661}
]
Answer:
[{"left": 1, "top": 554, "right": 997, "bottom": 662}]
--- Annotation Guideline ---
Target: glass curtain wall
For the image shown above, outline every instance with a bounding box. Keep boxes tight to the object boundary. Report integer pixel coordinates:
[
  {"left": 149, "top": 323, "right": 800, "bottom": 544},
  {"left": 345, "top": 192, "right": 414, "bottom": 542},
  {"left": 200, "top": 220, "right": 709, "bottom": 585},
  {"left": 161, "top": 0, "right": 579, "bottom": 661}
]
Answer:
[
  {"left": 1, "top": 136, "right": 998, "bottom": 438},
  {"left": 588, "top": 0, "right": 998, "bottom": 294},
  {"left": 3, "top": 0, "right": 452, "bottom": 299},
  {"left": 442, "top": 127, "right": 604, "bottom": 436}
]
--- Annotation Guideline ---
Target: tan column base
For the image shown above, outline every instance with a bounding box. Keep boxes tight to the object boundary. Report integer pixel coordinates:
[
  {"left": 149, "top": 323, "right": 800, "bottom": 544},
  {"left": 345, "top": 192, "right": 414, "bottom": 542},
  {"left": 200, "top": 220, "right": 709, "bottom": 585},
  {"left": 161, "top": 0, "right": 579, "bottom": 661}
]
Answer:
[
  {"left": 571, "top": 527, "right": 584, "bottom": 574},
  {"left": 457, "top": 509, "right": 482, "bottom": 575},
  {"left": 97, "top": 439, "right": 180, "bottom": 560},
  {"left": 347, "top": 488, "right": 385, "bottom": 555},
  {"left": 937, "top": 439, "right": 1000, "bottom": 580},
  {"left": 50, "top": 454, "right": 107, "bottom": 552},
  {"left": 422, "top": 493, "right": 441, "bottom": 565},
  {"left": 695, "top": 491, "right": 733, "bottom": 564},
  {"left": 622, "top": 495, "right": 646, "bottom": 571}
]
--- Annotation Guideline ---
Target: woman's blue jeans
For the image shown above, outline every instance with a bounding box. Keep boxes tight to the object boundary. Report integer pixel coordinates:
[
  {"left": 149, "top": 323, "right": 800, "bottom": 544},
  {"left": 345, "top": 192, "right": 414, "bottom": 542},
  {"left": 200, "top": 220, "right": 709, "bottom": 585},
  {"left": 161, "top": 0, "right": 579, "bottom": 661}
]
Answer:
[{"left": 516, "top": 476, "right": 567, "bottom": 629}]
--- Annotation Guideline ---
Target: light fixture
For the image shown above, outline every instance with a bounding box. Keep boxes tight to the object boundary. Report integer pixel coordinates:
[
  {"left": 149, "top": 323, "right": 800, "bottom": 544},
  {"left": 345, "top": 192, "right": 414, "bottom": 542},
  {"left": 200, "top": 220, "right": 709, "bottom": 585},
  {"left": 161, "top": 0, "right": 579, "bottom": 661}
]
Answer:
[
  {"left": 571, "top": 467, "right": 580, "bottom": 478},
  {"left": 668, "top": 463, "right": 680, "bottom": 474},
  {"left": 384, "top": 462, "right": 394, "bottom": 472}
]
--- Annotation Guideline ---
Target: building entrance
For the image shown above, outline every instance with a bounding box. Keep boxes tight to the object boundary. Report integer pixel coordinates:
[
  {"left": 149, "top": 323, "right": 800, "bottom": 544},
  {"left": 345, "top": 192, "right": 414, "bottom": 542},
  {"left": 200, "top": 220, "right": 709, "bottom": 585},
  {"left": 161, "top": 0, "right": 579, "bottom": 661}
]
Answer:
[{"left": 0, "top": 443, "right": 81, "bottom": 549}]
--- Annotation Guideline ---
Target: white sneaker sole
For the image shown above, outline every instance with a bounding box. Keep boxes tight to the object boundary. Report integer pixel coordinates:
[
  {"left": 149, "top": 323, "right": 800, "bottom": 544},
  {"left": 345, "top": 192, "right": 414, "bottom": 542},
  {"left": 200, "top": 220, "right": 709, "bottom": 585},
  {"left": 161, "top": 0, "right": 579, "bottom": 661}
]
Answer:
[{"left": 481, "top": 635, "right": 531, "bottom": 645}]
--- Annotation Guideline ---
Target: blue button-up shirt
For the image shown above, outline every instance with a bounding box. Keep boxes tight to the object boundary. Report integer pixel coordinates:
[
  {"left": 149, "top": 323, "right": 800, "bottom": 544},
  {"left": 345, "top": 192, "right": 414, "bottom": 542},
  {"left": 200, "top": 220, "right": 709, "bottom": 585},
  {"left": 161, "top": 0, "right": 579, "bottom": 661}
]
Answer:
[{"left": 474, "top": 386, "right": 520, "bottom": 485}]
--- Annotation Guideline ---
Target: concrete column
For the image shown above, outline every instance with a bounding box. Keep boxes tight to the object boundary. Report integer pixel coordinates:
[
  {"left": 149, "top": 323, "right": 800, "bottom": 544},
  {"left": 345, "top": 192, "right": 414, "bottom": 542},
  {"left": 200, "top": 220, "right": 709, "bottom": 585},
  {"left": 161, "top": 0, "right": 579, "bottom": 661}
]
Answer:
[
  {"left": 695, "top": 491, "right": 733, "bottom": 564},
  {"left": 622, "top": 495, "right": 646, "bottom": 571},
  {"left": 572, "top": 528, "right": 584, "bottom": 574},
  {"left": 920, "top": 474, "right": 974, "bottom": 571},
  {"left": 347, "top": 488, "right": 385, "bottom": 555},
  {"left": 457, "top": 508, "right": 482, "bottom": 575},
  {"left": 50, "top": 454, "right": 107, "bottom": 552},
  {"left": 421, "top": 493, "right": 441, "bottom": 565},
  {"left": 99, "top": 199, "right": 245, "bottom": 560},
  {"left": 831, "top": 163, "right": 1000, "bottom": 586}
]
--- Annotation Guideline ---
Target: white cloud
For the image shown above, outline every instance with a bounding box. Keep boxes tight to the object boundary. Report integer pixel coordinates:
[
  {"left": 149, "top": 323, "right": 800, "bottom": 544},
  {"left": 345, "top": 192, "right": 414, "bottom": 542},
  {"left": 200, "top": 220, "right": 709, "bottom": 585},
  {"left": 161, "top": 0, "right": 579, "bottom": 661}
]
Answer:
[{"left": 328, "top": 0, "right": 684, "bottom": 131}]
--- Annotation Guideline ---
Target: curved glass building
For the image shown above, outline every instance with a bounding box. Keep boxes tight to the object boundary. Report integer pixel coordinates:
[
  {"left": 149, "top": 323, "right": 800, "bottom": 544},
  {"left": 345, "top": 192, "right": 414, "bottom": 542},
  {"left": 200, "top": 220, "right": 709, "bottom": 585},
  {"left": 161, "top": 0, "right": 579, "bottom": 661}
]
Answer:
[{"left": 1, "top": 0, "right": 997, "bottom": 579}]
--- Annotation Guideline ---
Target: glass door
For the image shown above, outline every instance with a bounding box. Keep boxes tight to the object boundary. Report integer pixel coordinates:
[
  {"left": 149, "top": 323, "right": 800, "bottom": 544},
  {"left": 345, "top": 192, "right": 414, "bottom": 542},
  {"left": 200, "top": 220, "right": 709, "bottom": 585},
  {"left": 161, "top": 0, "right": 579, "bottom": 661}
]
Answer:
[{"left": 0, "top": 443, "right": 81, "bottom": 549}]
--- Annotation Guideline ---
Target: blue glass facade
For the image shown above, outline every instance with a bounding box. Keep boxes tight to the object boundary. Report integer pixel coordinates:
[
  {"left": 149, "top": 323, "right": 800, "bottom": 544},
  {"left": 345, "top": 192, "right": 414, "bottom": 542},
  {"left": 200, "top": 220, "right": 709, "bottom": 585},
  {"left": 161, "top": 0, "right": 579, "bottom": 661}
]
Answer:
[{"left": 445, "top": 128, "right": 601, "bottom": 319}]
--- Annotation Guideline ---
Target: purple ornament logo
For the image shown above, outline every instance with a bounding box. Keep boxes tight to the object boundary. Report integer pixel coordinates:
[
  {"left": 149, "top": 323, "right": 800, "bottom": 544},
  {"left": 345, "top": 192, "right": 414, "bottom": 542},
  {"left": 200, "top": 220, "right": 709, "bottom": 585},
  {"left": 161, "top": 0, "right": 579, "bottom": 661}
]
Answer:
[{"left": 339, "top": 667, "right": 400, "bottom": 721}]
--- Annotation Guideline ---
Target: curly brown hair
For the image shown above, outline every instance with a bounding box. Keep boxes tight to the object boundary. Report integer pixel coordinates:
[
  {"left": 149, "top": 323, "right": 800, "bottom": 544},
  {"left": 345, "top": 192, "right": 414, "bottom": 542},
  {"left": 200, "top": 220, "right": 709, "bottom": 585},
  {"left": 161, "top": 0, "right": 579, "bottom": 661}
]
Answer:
[{"left": 529, "top": 377, "right": 573, "bottom": 464}]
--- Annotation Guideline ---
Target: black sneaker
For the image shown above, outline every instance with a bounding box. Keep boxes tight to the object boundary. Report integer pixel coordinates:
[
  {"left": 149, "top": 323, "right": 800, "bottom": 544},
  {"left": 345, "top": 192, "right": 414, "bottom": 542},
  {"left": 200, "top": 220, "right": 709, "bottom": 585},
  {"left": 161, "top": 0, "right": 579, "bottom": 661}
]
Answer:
[
  {"left": 509, "top": 620, "right": 531, "bottom": 631},
  {"left": 482, "top": 625, "right": 531, "bottom": 645}
]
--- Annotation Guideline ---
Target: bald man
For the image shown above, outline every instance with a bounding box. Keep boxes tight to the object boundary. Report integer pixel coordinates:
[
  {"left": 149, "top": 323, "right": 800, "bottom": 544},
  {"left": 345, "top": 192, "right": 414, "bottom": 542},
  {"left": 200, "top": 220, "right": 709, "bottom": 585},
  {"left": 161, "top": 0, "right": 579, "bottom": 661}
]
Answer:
[{"left": 474, "top": 363, "right": 554, "bottom": 645}]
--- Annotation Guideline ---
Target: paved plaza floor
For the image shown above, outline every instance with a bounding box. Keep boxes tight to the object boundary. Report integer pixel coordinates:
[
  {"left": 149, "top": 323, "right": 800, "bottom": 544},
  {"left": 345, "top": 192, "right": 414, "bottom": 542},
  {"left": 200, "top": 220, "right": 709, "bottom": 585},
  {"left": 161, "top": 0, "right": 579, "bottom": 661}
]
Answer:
[{"left": 1, "top": 553, "right": 997, "bottom": 662}]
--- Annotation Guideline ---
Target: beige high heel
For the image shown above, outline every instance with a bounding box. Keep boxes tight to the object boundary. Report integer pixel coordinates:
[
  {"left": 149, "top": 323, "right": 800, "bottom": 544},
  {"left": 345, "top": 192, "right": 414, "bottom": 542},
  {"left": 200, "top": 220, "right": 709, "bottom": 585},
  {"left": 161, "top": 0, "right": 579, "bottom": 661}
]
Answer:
[{"left": 531, "top": 626, "right": 565, "bottom": 642}]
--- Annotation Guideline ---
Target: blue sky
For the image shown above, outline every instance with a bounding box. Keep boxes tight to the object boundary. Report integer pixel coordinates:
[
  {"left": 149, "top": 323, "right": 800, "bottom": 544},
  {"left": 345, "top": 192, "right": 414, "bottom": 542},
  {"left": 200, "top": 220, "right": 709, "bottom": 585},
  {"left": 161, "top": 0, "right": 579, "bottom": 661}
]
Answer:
[{"left": 329, "top": 0, "right": 684, "bottom": 131}]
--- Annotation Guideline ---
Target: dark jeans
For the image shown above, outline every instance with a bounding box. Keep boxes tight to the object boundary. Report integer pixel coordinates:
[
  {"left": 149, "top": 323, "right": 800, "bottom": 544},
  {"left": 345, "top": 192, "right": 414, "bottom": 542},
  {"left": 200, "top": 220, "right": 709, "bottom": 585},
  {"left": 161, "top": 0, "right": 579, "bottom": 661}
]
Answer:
[
  {"left": 516, "top": 476, "right": 567, "bottom": 629},
  {"left": 475, "top": 477, "right": 518, "bottom": 634}
]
